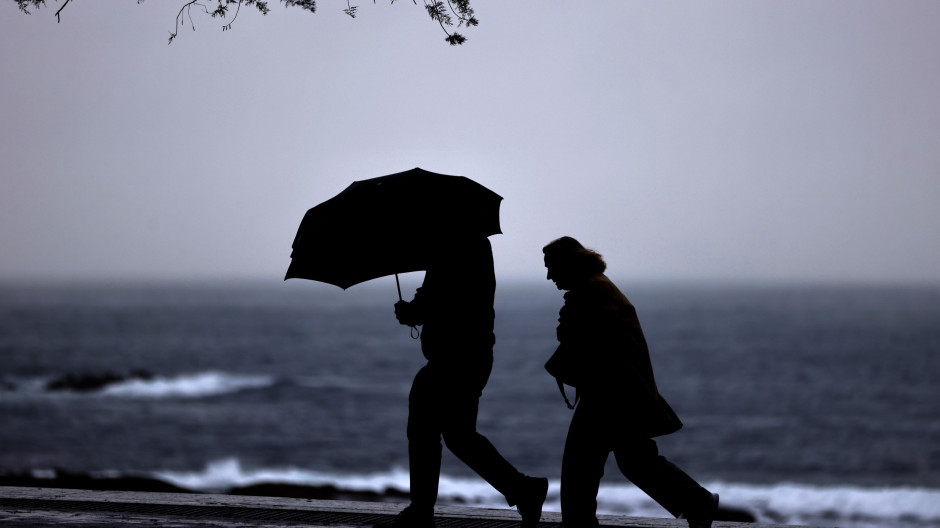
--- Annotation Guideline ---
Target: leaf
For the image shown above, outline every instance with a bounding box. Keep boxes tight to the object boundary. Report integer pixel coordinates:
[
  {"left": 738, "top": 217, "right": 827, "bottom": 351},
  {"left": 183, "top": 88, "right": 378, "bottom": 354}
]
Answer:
[{"left": 445, "top": 32, "right": 466, "bottom": 45}]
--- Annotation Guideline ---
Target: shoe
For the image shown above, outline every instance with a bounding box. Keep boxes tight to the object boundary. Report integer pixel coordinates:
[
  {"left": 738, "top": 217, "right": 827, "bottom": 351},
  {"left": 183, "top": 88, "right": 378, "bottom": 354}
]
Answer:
[
  {"left": 680, "top": 492, "right": 719, "bottom": 528},
  {"left": 516, "top": 476, "right": 548, "bottom": 528},
  {"left": 373, "top": 504, "right": 434, "bottom": 528}
]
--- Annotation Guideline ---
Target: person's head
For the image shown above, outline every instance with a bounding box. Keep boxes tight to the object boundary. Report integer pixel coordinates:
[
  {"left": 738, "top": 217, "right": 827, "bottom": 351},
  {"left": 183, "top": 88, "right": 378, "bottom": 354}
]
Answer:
[{"left": 542, "top": 236, "right": 606, "bottom": 290}]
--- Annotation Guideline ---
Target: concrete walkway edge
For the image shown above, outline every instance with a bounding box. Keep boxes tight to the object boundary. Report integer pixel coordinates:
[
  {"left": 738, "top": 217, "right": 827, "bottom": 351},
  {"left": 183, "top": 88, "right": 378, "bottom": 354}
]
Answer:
[{"left": 0, "top": 486, "right": 809, "bottom": 528}]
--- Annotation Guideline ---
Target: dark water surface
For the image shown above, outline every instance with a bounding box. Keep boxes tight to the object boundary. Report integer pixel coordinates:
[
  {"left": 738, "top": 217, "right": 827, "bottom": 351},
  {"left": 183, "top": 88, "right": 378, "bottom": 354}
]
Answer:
[{"left": 1, "top": 280, "right": 938, "bottom": 527}]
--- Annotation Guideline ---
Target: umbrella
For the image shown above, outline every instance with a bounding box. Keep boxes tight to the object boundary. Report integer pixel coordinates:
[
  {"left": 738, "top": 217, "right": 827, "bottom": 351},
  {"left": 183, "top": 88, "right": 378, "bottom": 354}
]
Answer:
[{"left": 284, "top": 167, "right": 502, "bottom": 299}]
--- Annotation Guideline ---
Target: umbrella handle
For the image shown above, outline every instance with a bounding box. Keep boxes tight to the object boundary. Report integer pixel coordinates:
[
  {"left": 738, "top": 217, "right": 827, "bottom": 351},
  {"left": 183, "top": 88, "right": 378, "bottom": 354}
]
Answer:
[{"left": 395, "top": 273, "right": 420, "bottom": 339}]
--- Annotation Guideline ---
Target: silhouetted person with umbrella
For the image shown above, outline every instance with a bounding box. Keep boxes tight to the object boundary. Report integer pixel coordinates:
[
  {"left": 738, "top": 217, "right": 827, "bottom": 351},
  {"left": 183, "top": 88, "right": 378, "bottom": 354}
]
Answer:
[
  {"left": 542, "top": 236, "right": 719, "bottom": 528},
  {"left": 382, "top": 234, "right": 548, "bottom": 528}
]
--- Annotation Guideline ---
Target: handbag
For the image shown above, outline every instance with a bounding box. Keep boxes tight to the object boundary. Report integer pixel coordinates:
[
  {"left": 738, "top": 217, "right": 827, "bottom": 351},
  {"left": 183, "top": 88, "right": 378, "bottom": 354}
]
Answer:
[{"left": 545, "top": 345, "right": 580, "bottom": 409}]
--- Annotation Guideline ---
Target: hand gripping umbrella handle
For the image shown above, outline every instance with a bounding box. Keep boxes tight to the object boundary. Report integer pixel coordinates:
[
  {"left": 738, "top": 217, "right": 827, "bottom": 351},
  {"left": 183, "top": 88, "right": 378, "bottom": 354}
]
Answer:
[{"left": 395, "top": 274, "right": 420, "bottom": 340}]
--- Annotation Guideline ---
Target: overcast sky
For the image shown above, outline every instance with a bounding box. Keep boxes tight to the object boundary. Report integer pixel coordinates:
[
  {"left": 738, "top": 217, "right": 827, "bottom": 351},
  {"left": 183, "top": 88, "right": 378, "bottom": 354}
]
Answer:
[{"left": 2, "top": 1, "right": 938, "bottom": 286}]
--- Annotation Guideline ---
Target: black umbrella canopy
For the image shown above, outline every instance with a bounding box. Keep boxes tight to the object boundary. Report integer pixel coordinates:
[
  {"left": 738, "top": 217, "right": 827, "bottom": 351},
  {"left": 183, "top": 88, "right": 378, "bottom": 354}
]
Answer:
[{"left": 285, "top": 167, "right": 502, "bottom": 289}]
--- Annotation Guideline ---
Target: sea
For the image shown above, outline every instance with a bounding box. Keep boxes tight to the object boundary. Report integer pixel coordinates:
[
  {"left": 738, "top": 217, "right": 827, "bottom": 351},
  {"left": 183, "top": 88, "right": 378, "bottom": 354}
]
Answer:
[{"left": 1, "top": 278, "right": 938, "bottom": 528}]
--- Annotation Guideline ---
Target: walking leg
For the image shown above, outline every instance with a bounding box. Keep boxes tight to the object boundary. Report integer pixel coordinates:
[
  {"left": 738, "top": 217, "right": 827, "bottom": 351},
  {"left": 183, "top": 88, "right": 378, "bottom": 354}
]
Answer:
[
  {"left": 613, "top": 437, "right": 710, "bottom": 518},
  {"left": 560, "top": 403, "right": 608, "bottom": 528},
  {"left": 440, "top": 390, "right": 527, "bottom": 503},
  {"left": 407, "top": 367, "right": 443, "bottom": 510}
]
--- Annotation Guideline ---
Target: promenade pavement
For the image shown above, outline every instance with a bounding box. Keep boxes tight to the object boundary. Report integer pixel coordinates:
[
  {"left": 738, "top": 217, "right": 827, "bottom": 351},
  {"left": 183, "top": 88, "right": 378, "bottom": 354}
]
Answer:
[{"left": 0, "top": 486, "right": 806, "bottom": 528}]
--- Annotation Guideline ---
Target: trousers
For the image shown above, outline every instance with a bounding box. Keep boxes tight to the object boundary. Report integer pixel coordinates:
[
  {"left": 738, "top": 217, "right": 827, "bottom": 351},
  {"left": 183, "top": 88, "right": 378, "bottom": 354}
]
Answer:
[
  {"left": 407, "top": 359, "right": 525, "bottom": 509},
  {"left": 561, "top": 396, "right": 711, "bottom": 527}
]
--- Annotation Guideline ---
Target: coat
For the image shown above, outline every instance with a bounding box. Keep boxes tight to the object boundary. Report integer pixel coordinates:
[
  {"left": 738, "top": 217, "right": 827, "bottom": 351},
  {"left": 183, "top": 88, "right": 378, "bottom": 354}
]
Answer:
[
  {"left": 407, "top": 237, "right": 497, "bottom": 364},
  {"left": 546, "top": 273, "right": 682, "bottom": 437}
]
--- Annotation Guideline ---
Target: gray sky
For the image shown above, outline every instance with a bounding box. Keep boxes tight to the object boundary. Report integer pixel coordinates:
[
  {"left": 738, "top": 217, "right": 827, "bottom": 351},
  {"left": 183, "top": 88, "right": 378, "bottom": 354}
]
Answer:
[{"left": 2, "top": 1, "right": 938, "bottom": 285}]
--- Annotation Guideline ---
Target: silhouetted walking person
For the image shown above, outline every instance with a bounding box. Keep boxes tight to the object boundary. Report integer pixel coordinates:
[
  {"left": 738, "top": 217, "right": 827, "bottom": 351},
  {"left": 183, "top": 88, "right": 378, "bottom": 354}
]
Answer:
[
  {"left": 381, "top": 235, "right": 548, "bottom": 528},
  {"left": 542, "top": 236, "right": 719, "bottom": 528}
]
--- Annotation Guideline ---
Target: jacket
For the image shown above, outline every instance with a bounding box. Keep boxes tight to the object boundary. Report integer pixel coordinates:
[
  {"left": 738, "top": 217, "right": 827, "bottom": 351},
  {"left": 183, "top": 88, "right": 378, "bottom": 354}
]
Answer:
[
  {"left": 547, "top": 273, "right": 682, "bottom": 437},
  {"left": 407, "top": 237, "right": 497, "bottom": 365}
]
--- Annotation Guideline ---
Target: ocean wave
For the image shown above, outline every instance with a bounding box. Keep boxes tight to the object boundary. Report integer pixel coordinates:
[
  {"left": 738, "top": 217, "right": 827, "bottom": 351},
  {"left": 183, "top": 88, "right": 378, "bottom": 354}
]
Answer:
[
  {"left": 153, "top": 459, "right": 940, "bottom": 527},
  {"left": 706, "top": 481, "right": 940, "bottom": 528},
  {"left": 2, "top": 371, "right": 276, "bottom": 399},
  {"left": 154, "top": 458, "right": 414, "bottom": 495},
  {"left": 597, "top": 481, "right": 940, "bottom": 527},
  {"left": 99, "top": 372, "right": 275, "bottom": 399}
]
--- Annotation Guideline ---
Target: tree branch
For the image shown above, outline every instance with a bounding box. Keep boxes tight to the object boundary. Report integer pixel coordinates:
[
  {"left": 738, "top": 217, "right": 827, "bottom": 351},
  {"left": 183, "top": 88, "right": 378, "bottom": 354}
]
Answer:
[
  {"left": 168, "top": 0, "right": 201, "bottom": 44},
  {"left": 11, "top": 0, "right": 475, "bottom": 45},
  {"left": 222, "top": 0, "right": 244, "bottom": 31},
  {"left": 54, "top": 0, "right": 71, "bottom": 22}
]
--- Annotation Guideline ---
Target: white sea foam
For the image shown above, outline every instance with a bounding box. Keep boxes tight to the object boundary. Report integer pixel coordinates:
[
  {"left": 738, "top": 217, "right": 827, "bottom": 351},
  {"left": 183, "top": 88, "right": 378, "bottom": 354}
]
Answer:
[
  {"left": 154, "top": 458, "right": 413, "bottom": 494},
  {"left": 100, "top": 372, "right": 274, "bottom": 399},
  {"left": 595, "top": 481, "right": 940, "bottom": 527},
  {"left": 708, "top": 481, "right": 940, "bottom": 527},
  {"left": 152, "top": 459, "right": 940, "bottom": 528}
]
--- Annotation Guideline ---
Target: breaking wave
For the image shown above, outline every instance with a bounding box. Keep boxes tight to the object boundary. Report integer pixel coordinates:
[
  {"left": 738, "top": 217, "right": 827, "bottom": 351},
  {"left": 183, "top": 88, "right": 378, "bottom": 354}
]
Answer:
[
  {"left": 100, "top": 372, "right": 275, "bottom": 399},
  {"left": 152, "top": 459, "right": 940, "bottom": 528},
  {"left": 597, "top": 481, "right": 940, "bottom": 528}
]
